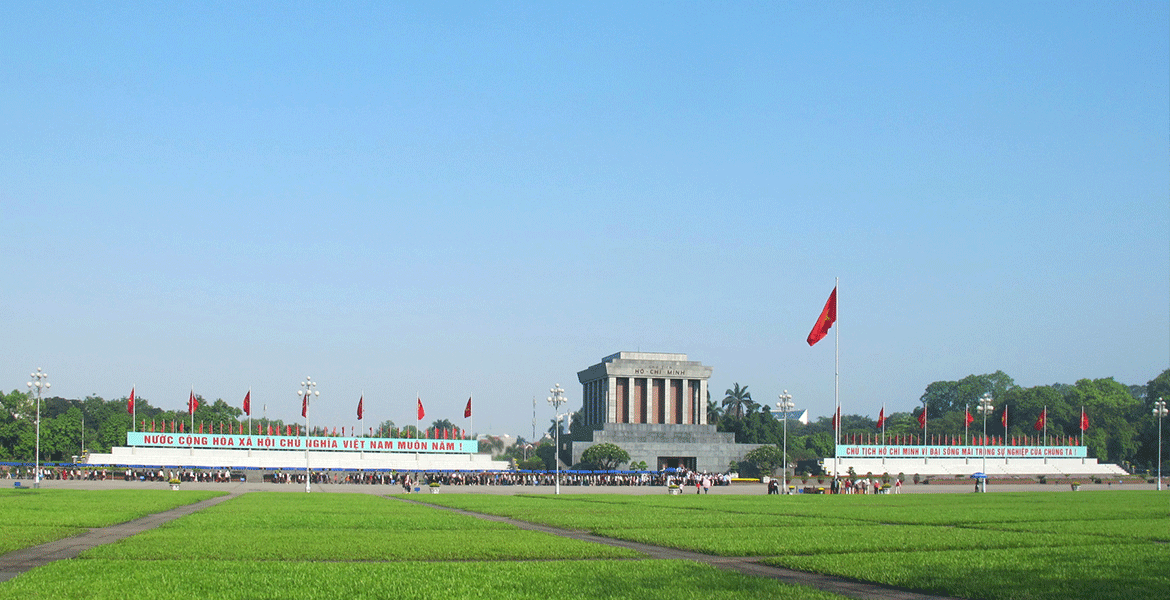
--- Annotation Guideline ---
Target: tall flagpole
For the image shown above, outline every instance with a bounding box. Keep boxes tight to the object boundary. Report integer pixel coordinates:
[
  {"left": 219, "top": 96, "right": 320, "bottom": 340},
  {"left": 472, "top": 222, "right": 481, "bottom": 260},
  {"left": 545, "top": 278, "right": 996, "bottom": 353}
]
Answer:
[
  {"left": 834, "top": 276, "right": 840, "bottom": 479},
  {"left": 189, "top": 386, "right": 195, "bottom": 443}
]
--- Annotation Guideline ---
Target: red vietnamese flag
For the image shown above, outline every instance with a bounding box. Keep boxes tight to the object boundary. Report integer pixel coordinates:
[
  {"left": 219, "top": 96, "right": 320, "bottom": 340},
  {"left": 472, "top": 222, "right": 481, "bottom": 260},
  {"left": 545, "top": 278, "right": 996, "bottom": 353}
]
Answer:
[
  {"left": 417, "top": 397, "right": 425, "bottom": 420},
  {"left": 1001, "top": 406, "right": 1008, "bottom": 429},
  {"left": 1033, "top": 407, "right": 1047, "bottom": 431},
  {"left": 188, "top": 389, "right": 198, "bottom": 414},
  {"left": 243, "top": 391, "right": 251, "bottom": 416},
  {"left": 830, "top": 405, "right": 840, "bottom": 429},
  {"left": 464, "top": 396, "right": 472, "bottom": 418},
  {"left": 917, "top": 408, "right": 927, "bottom": 429},
  {"left": 198, "top": 422, "right": 203, "bottom": 434},
  {"left": 807, "top": 287, "right": 837, "bottom": 346},
  {"left": 127, "top": 387, "right": 135, "bottom": 415},
  {"left": 1080, "top": 409, "right": 1089, "bottom": 431},
  {"left": 357, "top": 395, "right": 364, "bottom": 420},
  {"left": 179, "top": 421, "right": 185, "bottom": 433},
  {"left": 965, "top": 408, "right": 974, "bottom": 427},
  {"left": 302, "top": 393, "right": 309, "bottom": 418},
  {"left": 876, "top": 407, "right": 886, "bottom": 429}
]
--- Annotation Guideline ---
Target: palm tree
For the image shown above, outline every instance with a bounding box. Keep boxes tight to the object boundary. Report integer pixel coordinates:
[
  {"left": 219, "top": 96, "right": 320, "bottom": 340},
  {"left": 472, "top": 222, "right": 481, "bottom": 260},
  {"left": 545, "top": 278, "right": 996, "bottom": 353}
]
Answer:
[
  {"left": 722, "top": 383, "right": 757, "bottom": 420},
  {"left": 707, "top": 397, "right": 723, "bottom": 423}
]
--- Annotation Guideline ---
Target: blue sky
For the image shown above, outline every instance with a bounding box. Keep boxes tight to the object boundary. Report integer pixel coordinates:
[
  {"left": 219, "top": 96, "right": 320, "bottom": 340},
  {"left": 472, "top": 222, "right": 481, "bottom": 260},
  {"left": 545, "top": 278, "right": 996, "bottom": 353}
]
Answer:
[{"left": 2, "top": 2, "right": 1167, "bottom": 438}]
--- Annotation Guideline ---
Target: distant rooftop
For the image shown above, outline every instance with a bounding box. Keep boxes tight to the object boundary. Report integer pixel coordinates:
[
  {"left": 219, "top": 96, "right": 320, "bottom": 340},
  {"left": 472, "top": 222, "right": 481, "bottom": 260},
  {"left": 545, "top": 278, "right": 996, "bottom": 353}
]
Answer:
[{"left": 601, "top": 352, "right": 688, "bottom": 363}]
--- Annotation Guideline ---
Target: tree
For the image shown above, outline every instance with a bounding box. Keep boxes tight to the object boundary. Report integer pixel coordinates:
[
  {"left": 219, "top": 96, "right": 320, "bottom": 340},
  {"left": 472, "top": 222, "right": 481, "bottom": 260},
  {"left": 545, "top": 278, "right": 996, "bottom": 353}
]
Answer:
[
  {"left": 580, "top": 443, "right": 630, "bottom": 470},
  {"left": 429, "top": 419, "right": 454, "bottom": 436},
  {"left": 722, "top": 383, "right": 757, "bottom": 420},
  {"left": 919, "top": 371, "right": 1017, "bottom": 415},
  {"left": 534, "top": 442, "right": 556, "bottom": 470},
  {"left": 743, "top": 444, "right": 783, "bottom": 476},
  {"left": 706, "top": 396, "right": 723, "bottom": 423}
]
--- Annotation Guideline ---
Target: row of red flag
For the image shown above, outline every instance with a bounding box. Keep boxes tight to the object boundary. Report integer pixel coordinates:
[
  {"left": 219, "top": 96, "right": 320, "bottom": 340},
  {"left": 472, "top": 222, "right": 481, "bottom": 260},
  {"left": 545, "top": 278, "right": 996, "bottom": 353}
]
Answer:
[
  {"left": 843, "top": 432, "right": 1084, "bottom": 446},
  {"left": 138, "top": 419, "right": 471, "bottom": 439},
  {"left": 129, "top": 387, "right": 475, "bottom": 424}
]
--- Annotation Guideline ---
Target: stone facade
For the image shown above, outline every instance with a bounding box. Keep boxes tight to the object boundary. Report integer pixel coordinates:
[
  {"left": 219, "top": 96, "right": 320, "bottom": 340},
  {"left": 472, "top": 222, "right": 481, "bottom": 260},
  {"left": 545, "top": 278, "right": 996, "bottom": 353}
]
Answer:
[{"left": 572, "top": 352, "right": 764, "bottom": 473}]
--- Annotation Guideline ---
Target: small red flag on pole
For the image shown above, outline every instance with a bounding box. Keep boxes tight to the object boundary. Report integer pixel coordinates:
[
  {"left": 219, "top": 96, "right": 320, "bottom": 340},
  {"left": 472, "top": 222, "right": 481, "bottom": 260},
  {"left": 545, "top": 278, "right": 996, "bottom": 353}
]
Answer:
[
  {"left": 243, "top": 391, "right": 251, "bottom": 416},
  {"left": 357, "top": 395, "right": 364, "bottom": 420}
]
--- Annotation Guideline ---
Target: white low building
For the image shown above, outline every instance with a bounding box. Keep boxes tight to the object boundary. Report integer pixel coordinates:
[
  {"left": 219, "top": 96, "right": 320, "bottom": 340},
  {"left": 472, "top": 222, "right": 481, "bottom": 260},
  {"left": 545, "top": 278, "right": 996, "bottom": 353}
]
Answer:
[
  {"left": 86, "top": 432, "right": 509, "bottom": 472},
  {"left": 827, "top": 444, "right": 1126, "bottom": 478}
]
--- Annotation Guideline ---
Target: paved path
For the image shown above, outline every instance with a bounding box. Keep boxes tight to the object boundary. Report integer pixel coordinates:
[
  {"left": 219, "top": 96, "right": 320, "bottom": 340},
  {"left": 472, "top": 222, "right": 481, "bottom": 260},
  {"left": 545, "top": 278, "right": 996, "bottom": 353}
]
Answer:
[
  {"left": 0, "top": 492, "right": 237, "bottom": 583},
  {"left": 398, "top": 497, "right": 960, "bottom": 600}
]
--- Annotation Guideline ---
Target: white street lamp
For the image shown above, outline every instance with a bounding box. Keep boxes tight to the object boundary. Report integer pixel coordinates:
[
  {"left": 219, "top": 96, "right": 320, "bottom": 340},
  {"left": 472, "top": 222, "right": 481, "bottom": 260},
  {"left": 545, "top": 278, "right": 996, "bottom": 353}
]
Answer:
[
  {"left": 777, "top": 390, "right": 795, "bottom": 494},
  {"left": 1154, "top": 398, "right": 1167, "bottom": 491},
  {"left": 26, "top": 368, "right": 50, "bottom": 488},
  {"left": 547, "top": 383, "right": 567, "bottom": 495},
  {"left": 976, "top": 392, "right": 995, "bottom": 493},
  {"left": 299, "top": 376, "right": 319, "bottom": 493}
]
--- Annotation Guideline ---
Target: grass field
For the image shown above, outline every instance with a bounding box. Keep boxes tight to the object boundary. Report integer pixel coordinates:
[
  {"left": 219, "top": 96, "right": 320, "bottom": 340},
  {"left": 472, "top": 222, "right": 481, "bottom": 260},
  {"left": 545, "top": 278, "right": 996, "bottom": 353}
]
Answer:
[
  {"left": 0, "top": 488, "right": 223, "bottom": 554},
  {"left": 0, "top": 491, "right": 844, "bottom": 600},
  {"left": 417, "top": 491, "right": 1170, "bottom": 600},
  {"left": 1, "top": 489, "right": 1166, "bottom": 600}
]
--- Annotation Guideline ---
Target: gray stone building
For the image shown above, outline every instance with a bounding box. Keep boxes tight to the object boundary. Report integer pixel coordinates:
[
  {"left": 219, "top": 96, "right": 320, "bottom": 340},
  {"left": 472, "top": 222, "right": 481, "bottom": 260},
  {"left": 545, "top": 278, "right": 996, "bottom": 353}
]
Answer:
[{"left": 570, "top": 352, "right": 764, "bottom": 473}]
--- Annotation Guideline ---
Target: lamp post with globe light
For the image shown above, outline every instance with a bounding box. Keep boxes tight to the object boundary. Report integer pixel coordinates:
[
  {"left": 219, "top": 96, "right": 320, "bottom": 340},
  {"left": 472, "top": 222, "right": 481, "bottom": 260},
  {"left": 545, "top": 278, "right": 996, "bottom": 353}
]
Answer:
[
  {"left": 1154, "top": 398, "right": 1167, "bottom": 491},
  {"left": 299, "top": 377, "right": 319, "bottom": 493},
  {"left": 777, "top": 390, "right": 795, "bottom": 493},
  {"left": 976, "top": 393, "right": 995, "bottom": 493},
  {"left": 547, "top": 383, "right": 567, "bottom": 495},
  {"left": 27, "top": 368, "right": 49, "bottom": 487}
]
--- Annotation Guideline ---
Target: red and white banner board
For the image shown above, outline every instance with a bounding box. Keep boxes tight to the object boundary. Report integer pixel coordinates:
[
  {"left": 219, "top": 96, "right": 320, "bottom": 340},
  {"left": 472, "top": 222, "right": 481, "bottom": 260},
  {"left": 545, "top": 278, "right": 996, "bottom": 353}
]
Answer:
[
  {"left": 837, "top": 445, "right": 1087, "bottom": 458},
  {"left": 127, "top": 432, "right": 477, "bottom": 454}
]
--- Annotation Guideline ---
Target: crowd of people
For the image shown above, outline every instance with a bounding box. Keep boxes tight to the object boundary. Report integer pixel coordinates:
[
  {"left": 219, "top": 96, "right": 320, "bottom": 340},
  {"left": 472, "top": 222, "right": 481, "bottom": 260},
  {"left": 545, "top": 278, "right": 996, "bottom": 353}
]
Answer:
[{"left": 2, "top": 465, "right": 737, "bottom": 489}]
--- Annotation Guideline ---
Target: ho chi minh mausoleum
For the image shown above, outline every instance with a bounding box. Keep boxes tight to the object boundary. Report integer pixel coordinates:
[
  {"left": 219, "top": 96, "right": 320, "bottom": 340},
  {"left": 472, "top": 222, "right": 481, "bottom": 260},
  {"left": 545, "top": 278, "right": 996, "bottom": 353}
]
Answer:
[{"left": 571, "top": 352, "right": 763, "bottom": 473}]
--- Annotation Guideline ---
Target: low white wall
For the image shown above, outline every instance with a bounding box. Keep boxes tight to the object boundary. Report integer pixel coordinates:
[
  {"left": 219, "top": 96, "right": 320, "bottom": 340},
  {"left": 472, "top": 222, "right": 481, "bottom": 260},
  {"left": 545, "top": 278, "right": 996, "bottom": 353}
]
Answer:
[
  {"left": 828, "top": 456, "right": 1127, "bottom": 478},
  {"left": 86, "top": 446, "right": 510, "bottom": 471}
]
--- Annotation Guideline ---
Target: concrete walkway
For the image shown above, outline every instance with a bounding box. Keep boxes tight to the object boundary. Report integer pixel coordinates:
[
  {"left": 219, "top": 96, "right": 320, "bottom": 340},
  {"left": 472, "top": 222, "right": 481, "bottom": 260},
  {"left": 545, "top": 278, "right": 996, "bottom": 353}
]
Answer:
[
  {"left": 398, "top": 497, "right": 961, "bottom": 600},
  {"left": 0, "top": 492, "right": 237, "bottom": 583}
]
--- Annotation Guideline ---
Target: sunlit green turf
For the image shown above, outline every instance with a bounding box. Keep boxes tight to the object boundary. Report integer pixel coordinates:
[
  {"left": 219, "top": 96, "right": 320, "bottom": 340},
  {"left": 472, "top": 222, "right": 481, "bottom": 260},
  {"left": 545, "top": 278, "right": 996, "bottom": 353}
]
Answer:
[
  {"left": 0, "top": 559, "right": 844, "bottom": 600},
  {"left": 415, "top": 491, "right": 1169, "bottom": 600},
  {"left": 82, "top": 492, "right": 637, "bottom": 562},
  {"left": 0, "top": 489, "right": 224, "bottom": 528},
  {"left": 0, "top": 489, "right": 224, "bottom": 553},
  {"left": 5, "top": 490, "right": 1164, "bottom": 600},
  {"left": 765, "top": 543, "right": 1170, "bottom": 600}
]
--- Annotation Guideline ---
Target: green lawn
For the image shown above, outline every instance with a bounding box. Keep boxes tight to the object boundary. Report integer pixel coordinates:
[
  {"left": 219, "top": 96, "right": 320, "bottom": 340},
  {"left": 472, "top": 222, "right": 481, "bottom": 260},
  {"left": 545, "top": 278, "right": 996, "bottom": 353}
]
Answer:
[
  {"left": 414, "top": 490, "right": 1170, "bottom": 600},
  {"left": 0, "top": 559, "right": 843, "bottom": 600},
  {"left": 0, "top": 489, "right": 223, "bottom": 554},
  {"left": 4, "top": 490, "right": 1165, "bottom": 600}
]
